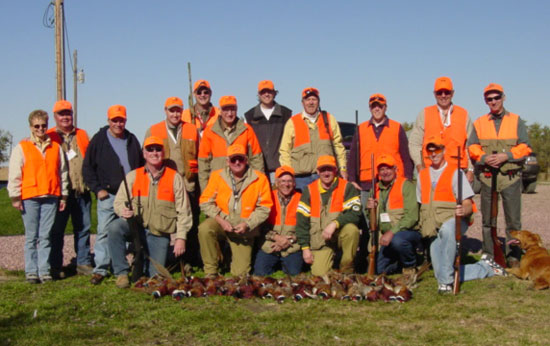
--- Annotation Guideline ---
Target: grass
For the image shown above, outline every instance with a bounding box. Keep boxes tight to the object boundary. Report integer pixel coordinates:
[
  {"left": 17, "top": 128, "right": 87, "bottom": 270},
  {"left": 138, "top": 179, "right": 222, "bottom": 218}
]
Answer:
[{"left": 1, "top": 269, "right": 549, "bottom": 345}]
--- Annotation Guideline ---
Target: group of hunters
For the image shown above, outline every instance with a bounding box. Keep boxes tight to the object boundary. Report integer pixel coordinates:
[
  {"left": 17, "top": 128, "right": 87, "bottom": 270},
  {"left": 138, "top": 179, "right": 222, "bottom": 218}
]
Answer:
[{"left": 7, "top": 76, "right": 532, "bottom": 293}]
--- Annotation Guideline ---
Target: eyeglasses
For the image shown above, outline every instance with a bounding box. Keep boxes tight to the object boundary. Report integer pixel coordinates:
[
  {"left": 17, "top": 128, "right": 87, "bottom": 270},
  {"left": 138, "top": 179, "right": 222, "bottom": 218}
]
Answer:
[
  {"left": 485, "top": 95, "right": 502, "bottom": 102},
  {"left": 435, "top": 90, "right": 452, "bottom": 96},
  {"left": 427, "top": 148, "right": 443, "bottom": 155},
  {"left": 229, "top": 156, "right": 246, "bottom": 163},
  {"left": 196, "top": 89, "right": 211, "bottom": 96},
  {"left": 145, "top": 146, "right": 163, "bottom": 153},
  {"left": 33, "top": 124, "right": 47, "bottom": 129}
]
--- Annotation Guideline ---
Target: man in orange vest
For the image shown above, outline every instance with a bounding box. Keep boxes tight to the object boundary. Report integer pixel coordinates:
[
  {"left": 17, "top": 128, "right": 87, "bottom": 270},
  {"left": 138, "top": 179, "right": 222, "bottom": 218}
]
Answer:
[
  {"left": 254, "top": 165, "right": 303, "bottom": 276},
  {"left": 366, "top": 154, "right": 420, "bottom": 275},
  {"left": 8, "top": 109, "right": 68, "bottom": 283},
  {"left": 409, "top": 77, "right": 474, "bottom": 182},
  {"left": 144, "top": 96, "right": 200, "bottom": 266},
  {"left": 108, "top": 136, "right": 192, "bottom": 287},
  {"left": 47, "top": 100, "right": 93, "bottom": 278},
  {"left": 198, "top": 95, "right": 264, "bottom": 191},
  {"left": 296, "top": 155, "right": 361, "bottom": 276},
  {"left": 199, "top": 143, "right": 272, "bottom": 277},
  {"left": 181, "top": 80, "right": 220, "bottom": 137},
  {"left": 418, "top": 135, "right": 504, "bottom": 293},
  {"left": 468, "top": 83, "right": 532, "bottom": 268},
  {"left": 279, "top": 87, "right": 348, "bottom": 191}
]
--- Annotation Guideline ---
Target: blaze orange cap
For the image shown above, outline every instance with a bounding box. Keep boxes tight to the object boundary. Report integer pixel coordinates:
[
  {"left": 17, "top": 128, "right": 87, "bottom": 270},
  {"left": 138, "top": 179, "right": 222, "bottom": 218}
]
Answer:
[
  {"left": 165, "top": 96, "right": 183, "bottom": 109},
  {"left": 227, "top": 143, "right": 246, "bottom": 158},
  {"left": 193, "top": 80, "right": 211, "bottom": 92},
  {"left": 302, "top": 87, "right": 320, "bottom": 99},
  {"left": 376, "top": 154, "right": 396, "bottom": 169},
  {"left": 275, "top": 165, "right": 295, "bottom": 178},
  {"left": 434, "top": 77, "right": 453, "bottom": 91},
  {"left": 316, "top": 155, "right": 337, "bottom": 169},
  {"left": 143, "top": 136, "right": 164, "bottom": 148},
  {"left": 425, "top": 135, "right": 444, "bottom": 149},
  {"left": 107, "top": 105, "right": 127, "bottom": 120},
  {"left": 369, "top": 93, "right": 387, "bottom": 106},
  {"left": 484, "top": 83, "right": 504, "bottom": 95},
  {"left": 258, "top": 80, "right": 275, "bottom": 92},
  {"left": 219, "top": 95, "right": 237, "bottom": 108},
  {"left": 53, "top": 100, "right": 73, "bottom": 113}
]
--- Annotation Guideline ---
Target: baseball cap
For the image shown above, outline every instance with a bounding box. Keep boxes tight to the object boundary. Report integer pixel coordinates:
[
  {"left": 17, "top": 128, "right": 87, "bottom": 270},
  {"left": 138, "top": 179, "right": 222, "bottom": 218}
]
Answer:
[
  {"left": 53, "top": 100, "right": 73, "bottom": 114},
  {"left": 219, "top": 95, "right": 237, "bottom": 108},
  {"left": 376, "top": 154, "right": 396, "bottom": 169},
  {"left": 316, "top": 155, "right": 337, "bottom": 169},
  {"left": 165, "top": 96, "right": 184, "bottom": 109},
  {"left": 369, "top": 93, "right": 387, "bottom": 106},
  {"left": 227, "top": 143, "right": 246, "bottom": 157},
  {"left": 425, "top": 135, "right": 444, "bottom": 149},
  {"left": 193, "top": 80, "right": 211, "bottom": 92},
  {"left": 302, "top": 87, "right": 320, "bottom": 99},
  {"left": 484, "top": 83, "right": 504, "bottom": 95},
  {"left": 107, "top": 105, "right": 127, "bottom": 120},
  {"left": 434, "top": 77, "right": 453, "bottom": 91},
  {"left": 143, "top": 136, "right": 164, "bottom": 148},
  {"left": 258, "top": 80, "right": 275, "bottom": 92},
  {"left": 275, "top": 165, "right": 295, "bottom": 178}
]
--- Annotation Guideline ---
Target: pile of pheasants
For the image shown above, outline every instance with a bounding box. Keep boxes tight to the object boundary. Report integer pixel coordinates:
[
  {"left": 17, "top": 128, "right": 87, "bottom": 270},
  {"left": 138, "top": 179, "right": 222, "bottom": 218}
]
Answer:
[{"left": 132, "top": 265, "right": 429, "bottom": 303}]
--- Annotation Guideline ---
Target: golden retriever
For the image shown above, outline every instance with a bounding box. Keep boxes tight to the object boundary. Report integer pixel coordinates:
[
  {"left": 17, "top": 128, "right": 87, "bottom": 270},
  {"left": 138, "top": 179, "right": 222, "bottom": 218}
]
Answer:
[{"left": 508, "top": 230, "right": 550, "bottom": 290}]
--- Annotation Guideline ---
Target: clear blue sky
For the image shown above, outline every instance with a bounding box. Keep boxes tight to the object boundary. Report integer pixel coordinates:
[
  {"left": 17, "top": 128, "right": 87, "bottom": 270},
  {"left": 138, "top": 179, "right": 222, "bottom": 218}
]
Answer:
[{"left": 1, "top": 0, "right": 549, "bottom": 151}]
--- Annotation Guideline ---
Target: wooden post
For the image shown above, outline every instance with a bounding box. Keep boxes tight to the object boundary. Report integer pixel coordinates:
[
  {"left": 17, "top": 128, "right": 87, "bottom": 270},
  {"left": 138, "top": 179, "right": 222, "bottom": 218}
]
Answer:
[
  {"left": 73, "top": 49, "right": 78, "bottom": 126},
  {"left": 55, "top": 0, "right": 65, "bottom": 100}
]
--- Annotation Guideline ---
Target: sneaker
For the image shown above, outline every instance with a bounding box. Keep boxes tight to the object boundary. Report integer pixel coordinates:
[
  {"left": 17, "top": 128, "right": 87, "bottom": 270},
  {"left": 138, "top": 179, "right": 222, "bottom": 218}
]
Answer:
[
  {"left": 40, "top": 275, "right": 53, "bottom": 283},
  {"left": 26, "top": 274, "right": 40, "bottom": 284},
  {"left": 115, "top": 274, "right": 130, "bottom": 289},
  {"left": 76, "top": 265, "right": 93, "bottom": 276},
  {"left": 481, "top": 254, "right": 508, "bottom": 276},
  {"left": 438, "top": 283, "right": 453, "bottom": 294}
]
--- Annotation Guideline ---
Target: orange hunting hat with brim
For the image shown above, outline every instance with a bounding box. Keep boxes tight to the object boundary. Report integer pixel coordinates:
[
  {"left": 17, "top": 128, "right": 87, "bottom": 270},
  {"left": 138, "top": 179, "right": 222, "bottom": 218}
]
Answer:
[
  {"left": 316, "top": 155, "right": 337, "bottom": 169},
  {"left": 369, "top": 93, "right": 387, "bottom": 106},
  {"left": 302, "top": 87, "right": 320, "bottom": 99},
  {"left": 376, "top": 154, "right": 396, "bottom": 169},
  {"left": 425, "top": 135, "right": 444, "bottom": 149},
  {"left": 258, "top": 80, "right": 275, "bottom": 92},
  {"left": 484, "top": 83, "right": 504, "bottom": 95},
  {"left": 193, "top": 80, "right": 211, "bottom": 92},
  {"left": 227, "top": 143, "right": 246, "bottom": 158},
  {"left": 143, "top": 136, "right": 164, "bottom": 148},
  {"left": 275, "top": 165, "right": 295, "bottom": 178},
  {"left": 165, "top": 96, "right": 184, "bottom": 109},
  {"left": 219, "top": 95, "right": 237, "bottom": 108},
  {"left": 434, "top": 77, "right": 453, "bottom": 91},
  {"left": 107, "top": 105, "right": 127, "bottom": 119},
  {"left": 53, "top": 100, "right": 73, "bottom": 113}
]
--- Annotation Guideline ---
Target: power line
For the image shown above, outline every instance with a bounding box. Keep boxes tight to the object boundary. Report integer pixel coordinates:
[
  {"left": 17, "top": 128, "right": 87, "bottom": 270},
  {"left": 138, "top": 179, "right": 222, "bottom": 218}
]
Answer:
[{"left": 43, "top": 1, "right": 55, "bottom": 28}]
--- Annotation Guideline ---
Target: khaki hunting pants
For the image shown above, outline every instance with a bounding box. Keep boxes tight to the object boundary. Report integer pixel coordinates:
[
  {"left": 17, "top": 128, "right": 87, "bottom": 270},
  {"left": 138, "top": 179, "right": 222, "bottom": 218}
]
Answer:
[{"left": 311, "top": 223, "right": 360, "bottom": 276}]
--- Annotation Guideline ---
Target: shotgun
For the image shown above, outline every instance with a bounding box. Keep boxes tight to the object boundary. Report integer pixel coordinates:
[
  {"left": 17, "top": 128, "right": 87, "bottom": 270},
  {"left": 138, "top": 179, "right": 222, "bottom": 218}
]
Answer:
[
  {"left": 489, "top": 151, "right": 507, "bottom": 267},
  {"left": 320, "top": 108, "right": 338, "bottom": 174},
  {"left": 355, "top": 110, "right": 360, "bottom": 184},
  {"left": 453, "top": 146, "right": 463, "bottom": 295},
  {"left": 187, "top": 62, "right": 195, "bottom": 124},
  {"left": 368, "top": 153, "right": 378, "bottom": 276},
  {"left": 120, "top": 166, "right": 148, "bottom": 283}
]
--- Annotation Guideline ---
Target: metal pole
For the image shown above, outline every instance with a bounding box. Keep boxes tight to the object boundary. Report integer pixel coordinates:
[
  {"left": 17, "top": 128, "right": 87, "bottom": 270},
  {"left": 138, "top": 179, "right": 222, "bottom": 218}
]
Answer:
[{"left": 73, "top": 49, "right": 78, "bottom": 126}]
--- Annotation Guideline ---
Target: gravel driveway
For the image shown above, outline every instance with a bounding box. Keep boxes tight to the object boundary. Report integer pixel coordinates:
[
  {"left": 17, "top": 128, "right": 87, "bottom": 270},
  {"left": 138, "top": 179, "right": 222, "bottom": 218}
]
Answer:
[{"left": 1, "top": 184, "right": 549, "bottom": 271}]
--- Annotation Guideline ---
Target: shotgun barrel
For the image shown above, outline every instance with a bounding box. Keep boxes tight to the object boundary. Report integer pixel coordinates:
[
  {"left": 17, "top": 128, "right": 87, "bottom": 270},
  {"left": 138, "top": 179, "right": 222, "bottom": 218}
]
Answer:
[
  {"left": 453, "top": 146, "right": 463, "bottom": 295},
  {"left": 368, "top": 154, "right": 378, "bottom": 276}
]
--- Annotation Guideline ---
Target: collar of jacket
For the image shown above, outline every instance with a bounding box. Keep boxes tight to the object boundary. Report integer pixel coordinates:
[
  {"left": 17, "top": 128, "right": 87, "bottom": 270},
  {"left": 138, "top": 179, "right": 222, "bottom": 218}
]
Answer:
[
  {"left": 221, "top": 165, "right": 259, "bottom": 193},
  {"left": 211, "top": 117, "right": 248, "bottom": 138},
  {"left": 251, "top": 102, "right": 282, "bottom": 120},
  {"left": 318, "top": 177, "right": 338, "bottom": 193},
  {"left": 489, "top": 108, "right": 509, "bottom": 120},
  {"left": 368, "top": 115, "right": 389, "bottom": 128}
]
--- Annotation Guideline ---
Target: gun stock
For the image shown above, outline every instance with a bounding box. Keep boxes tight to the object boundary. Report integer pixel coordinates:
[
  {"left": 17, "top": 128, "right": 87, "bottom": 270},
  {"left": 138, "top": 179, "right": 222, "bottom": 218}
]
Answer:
[
  {"left": 453, "top": 146, "right": 462, "bottom": 295},
  {"left": 368, "top": 154, "right": 378, "bottom": 276},
  {"left": 489, "top": 151, "right": 506, "bottom": 267}
]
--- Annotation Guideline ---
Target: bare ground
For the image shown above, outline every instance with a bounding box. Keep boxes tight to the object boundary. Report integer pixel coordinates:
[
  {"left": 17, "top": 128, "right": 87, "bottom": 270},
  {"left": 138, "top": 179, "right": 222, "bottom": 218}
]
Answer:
[{"left": 1, "top": 184, "right": 549, "bottom": 271}]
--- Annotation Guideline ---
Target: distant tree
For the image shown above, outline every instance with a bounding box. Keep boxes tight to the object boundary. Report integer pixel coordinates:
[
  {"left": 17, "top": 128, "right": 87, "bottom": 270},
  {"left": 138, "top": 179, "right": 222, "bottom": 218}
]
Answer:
[
  {"left": 0, "top": 129, "right": 12, "bottom": 163},
  {"left": 402, "top": 122, "right": 414, "bottom": 132}
]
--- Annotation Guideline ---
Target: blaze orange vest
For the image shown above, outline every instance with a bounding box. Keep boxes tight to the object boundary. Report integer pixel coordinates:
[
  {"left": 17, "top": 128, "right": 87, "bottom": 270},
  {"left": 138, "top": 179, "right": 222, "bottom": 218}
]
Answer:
[
  {"left": 423, "top": 105, "right": 468, "bottom": 168},
  {"left": 375, "top": 176, "right": 406, "bottom": 210},
  {"left": 20, "top": 140, "right": 62, "bottom": 200},
  {"left": 131, "top": 167, "right": 177, "bottom": 202},
  {"left": 419, "top": 165, "right": 456, "bottom": 205},
  {"left": 150, "top": 121, "right": 198, "bottom": 142},
  {"left": 473, "top": 112, "right": 519, "bottom": 141},
  {"left": 198, "top": 124, "right": 258, "bottom": 160},
  {"left": 291, "top": 114, "right": 333, "bottom": 148},
  {"left": 309, "top": 178, "right": 347, "bottom": 218},
  {"left": 268, "top": 190, "right": 301, "bottom": 226},
  {"left": 47, "top": 127, "right": 89, "bottom": 157},
  {"left": 182, "top": 106, "right": 219, "bottom": 131},
  {"left": 358, "top": 119, "right": 404, "bottom": 181}
]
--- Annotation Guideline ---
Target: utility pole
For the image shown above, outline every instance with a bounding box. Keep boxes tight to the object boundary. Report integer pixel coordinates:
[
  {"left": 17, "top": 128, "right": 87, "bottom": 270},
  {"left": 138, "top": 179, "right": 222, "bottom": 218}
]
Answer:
[
  {"left": 55, "top": 0, "right": 65, "bottom": 100},
  {"left": 73, "top": 49, "right": 78, "bottom": 126}
]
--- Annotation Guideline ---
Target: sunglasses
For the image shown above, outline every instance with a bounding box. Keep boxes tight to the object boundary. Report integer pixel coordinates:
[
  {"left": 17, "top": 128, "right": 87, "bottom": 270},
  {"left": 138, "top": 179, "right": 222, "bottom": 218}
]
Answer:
[
  {"left": 435, "top": 90, "right": 452, "bottom": 96},
  {"left": 145, "top": 146, "right": 163, "bottom": 153},
  {"left": 196, "top": 89, "right": 211, "bottom": 96},
  {"left": 33, "top": 124, "right": 47, "bottom": 129},
  {"left": 485, "top": 95, "right": 502, "bottom": 102},
  {"left": 427, "top": 148, "right": 443, "bottom": 155},
  {"left": 229, "top": 156, "right": 246, "bottom": 164}
]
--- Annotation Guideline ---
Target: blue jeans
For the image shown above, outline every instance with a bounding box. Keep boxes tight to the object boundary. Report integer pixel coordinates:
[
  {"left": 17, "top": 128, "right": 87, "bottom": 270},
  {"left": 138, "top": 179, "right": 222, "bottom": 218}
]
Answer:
[
  {"left": 254, "top": 249, "right": 303, "bottom": 276},
  {"left": 21, "top": 198, "right": 58, "bottom": 277},
  {"left": 145, "top": 230, "right": 170, "bottom": 277},
  {"left": 294, "top": 173, "right": 319, "bottom": 192},
  {"left": 431, "top": 218, "right": 494, "bottom": 285},
  {"left": 377, "top": 230, "right": 421, "bottom": 274},
  {"left": 94, "top": 193, "right": 117, "bottom": 276},
  {"left": 50, "top": 190, "right": 92, "bottom": 268}
]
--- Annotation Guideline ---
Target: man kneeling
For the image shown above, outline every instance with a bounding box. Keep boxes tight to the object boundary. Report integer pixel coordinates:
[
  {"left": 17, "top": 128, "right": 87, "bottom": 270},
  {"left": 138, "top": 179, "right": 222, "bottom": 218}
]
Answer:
[
  {"left": 296, "top": 155, "right": 362, "bottom": 276},
  {"left": 199, "top": 144, "right": 272, "bottom": 277},
  {"left": 108, "top": 136, "right": 192, "bottom": 288}
]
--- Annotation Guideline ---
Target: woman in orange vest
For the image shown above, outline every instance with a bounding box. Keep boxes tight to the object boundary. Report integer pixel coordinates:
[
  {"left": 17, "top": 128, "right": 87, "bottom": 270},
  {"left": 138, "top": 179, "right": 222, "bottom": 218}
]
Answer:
[{"left": 7, "top": 110, "right": 68, "bottom": 284}]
